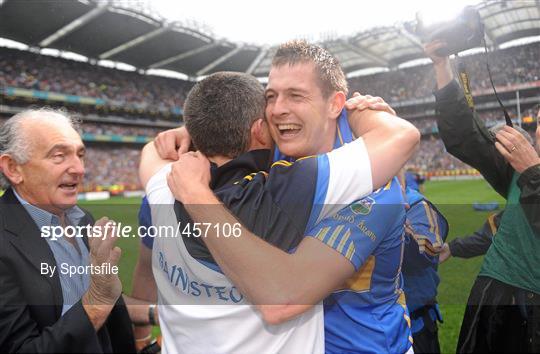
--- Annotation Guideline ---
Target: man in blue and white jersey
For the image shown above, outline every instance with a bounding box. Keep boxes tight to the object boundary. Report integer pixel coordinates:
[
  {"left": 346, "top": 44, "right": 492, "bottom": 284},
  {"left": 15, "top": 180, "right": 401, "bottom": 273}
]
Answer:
[
  {"left": 165, "top": 41, "right": 419, "bottom": 353},
  {"left": 402, "top": 184, "right": 449, "bottom": 353},
  {"left": 141, "top": 70, "right": 418, "bottom": 353},
  {"left": 307, "top": 173, "right": 411, "bottom": 353}
]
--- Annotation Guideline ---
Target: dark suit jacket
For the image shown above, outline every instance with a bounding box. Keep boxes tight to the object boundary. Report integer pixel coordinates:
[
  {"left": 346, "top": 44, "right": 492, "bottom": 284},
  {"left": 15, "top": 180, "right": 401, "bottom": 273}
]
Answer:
[{"left": 0, "top": 188, "right": 135, "bottom": 353}]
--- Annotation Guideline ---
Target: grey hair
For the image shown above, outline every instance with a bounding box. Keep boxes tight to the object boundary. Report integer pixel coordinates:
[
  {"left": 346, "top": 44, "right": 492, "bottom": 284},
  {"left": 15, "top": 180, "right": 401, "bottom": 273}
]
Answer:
[
  {"left": 0, "top": 108, "right": 81, "bottom": 188},
  {"left": 489, "top": 123, "right": 534, "bottom": 146}
]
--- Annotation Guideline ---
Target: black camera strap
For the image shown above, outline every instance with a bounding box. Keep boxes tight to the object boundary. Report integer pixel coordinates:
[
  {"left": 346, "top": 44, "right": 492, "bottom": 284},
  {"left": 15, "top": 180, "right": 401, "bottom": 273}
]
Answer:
[{"left": 482, "top": 35, "right": 514, "bottom": 127}]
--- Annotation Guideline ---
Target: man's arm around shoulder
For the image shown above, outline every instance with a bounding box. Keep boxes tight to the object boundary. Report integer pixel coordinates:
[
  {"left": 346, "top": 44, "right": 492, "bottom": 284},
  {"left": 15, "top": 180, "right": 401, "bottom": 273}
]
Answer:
[
  {"left": 140, "top": 141, "right": 172, "bottom": 188},
  {"left": 178, "top": 188, "right": 355, "bottom": 325},
  {"left": 348, "top": 108, "right": 420, "bottom": 189}
]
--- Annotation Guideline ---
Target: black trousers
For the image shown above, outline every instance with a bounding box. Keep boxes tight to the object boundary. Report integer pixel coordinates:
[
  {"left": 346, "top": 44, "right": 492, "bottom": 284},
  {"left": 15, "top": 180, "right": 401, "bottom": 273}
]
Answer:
[
  {"left": 457, "top": 276, "right": 540, "bottom": 353},
  {"left": 411, "top": 306, "right": 441, "bottom": 354}
]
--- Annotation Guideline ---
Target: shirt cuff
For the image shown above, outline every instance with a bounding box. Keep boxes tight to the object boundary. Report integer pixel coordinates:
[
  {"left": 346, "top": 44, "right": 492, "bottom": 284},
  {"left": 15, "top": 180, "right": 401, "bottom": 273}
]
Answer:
[
  {"left": 517, "top": 163, "right": 540, "bottom": 189},
  {"left": 447, "top": 239, "right": 456, "bottom": 255}
]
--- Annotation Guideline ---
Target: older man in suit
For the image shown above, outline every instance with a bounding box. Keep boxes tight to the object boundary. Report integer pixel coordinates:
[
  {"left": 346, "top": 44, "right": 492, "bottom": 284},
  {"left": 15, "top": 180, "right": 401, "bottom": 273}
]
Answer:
[{"left": 0, "top": 108, "right": 135, "bottom": 353}]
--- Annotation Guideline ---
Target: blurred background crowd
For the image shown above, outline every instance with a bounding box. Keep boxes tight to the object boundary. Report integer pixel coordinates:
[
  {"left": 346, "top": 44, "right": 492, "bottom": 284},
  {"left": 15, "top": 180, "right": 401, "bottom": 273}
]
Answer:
[{"left": 1, "top": 41, "right": 538, "bottom": 192}]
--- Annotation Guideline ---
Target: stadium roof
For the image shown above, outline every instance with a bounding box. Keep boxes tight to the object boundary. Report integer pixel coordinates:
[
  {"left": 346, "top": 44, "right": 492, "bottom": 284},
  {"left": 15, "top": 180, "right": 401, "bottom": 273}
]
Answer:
[{"left": 0, "top": 0, "right": 538, "bottom": 78}]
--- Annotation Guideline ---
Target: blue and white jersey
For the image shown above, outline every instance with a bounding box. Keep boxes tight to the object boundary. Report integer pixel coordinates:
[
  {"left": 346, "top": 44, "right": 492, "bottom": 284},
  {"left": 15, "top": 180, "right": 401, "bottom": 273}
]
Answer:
[
  {"left": 404, "top": 172, "right": 425, "bottom": 192},
  {"left": 276, "top": 110, "right": 412, "bottom": 354},
  {"left": 308, "top": 178, "right": 412, "bottom": 354},
  {"left": 402, "top": 187, "right": 448, "bottom": 333},
  {"left": 147, "top": 134, "right": 374, "bottom": 354}
]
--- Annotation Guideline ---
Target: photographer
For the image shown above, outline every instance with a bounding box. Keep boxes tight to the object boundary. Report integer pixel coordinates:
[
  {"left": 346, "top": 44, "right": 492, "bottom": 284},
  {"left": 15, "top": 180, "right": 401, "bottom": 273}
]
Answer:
[{"left": 426, "top": 40, "right": 540, "bottom": 353}]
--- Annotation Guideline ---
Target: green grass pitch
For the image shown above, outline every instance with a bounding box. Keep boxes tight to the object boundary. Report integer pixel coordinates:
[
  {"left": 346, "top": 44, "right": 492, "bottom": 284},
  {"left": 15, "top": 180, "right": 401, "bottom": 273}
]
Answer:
[{"left": 80, "top": 179, "right": 506, "bottom": 353}]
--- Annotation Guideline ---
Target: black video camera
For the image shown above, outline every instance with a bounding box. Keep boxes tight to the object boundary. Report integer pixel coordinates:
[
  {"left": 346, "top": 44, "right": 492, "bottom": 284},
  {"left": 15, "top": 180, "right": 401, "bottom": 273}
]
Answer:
[{"left": 416, "top": 6, "right": 484, "bottom": 56}]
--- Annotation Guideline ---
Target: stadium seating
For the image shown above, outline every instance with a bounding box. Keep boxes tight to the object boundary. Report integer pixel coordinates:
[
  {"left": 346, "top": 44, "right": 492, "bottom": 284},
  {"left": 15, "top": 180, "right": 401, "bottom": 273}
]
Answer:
[
  {"left": 348, "top": 42, "right": 540, "bottom": 102},
  {"left": 1, "top": 42, "right": 539, "bottom": 191}
]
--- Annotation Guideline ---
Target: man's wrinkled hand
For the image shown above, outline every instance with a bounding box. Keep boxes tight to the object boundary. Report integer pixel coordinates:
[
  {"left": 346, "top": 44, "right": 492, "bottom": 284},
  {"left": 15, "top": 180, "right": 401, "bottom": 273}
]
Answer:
[
  {"left": 167, "top": 151, "right": 212, "bottom": 204},
  {"left": 154, "top": 126, "right": 192, "bottom": 160},
  {"left": 495, "top": 126, "right": 540, "bottom": 173},
  {"left": 345, "top": 92, "right": 396, "bottom": 116},
  {"left": 84, "top": 217, "right": 122, "bottom": 306}
]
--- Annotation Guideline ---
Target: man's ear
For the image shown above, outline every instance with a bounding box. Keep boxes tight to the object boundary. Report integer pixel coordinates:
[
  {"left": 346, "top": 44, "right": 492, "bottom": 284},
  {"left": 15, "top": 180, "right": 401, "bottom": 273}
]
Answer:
[
  {"left": 250, "top": 119, "right": 272, "bottom": 149},
  {"left": 0, "top": 154, "right": 23, "bottom": 185},
  {"left": 329, "top": 91, "right": 346, "bottom": 120}
]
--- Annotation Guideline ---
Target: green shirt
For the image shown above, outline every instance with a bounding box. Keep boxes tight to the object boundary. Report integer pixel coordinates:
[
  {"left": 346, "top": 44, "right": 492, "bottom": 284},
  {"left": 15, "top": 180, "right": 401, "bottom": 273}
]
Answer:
[
  {"left": 435, "top": 80, "right": 540, "bottom": 295},
  {"left": 480, "top": 173, "right": 540, "bottom": 294}
]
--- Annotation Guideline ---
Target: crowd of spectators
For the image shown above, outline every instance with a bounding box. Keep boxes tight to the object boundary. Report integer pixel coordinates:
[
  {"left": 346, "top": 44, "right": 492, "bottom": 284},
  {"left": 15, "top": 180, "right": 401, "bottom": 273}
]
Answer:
[
  {"left": 406, "top": 136, "right": 471, "bottom": 172},
  {"left": 465, "top": 42, "right": 539, "bottom": 90},
  {"left": 82, "top": 137, "right": 487, "bottom": 192},
  {"left": 83, "top": 146, "right": 141, "bottom": 191},
  {"left": 82, "top": 134, "right": 536, "bottom": 191},
  {"left": 350, "top": 65, "right": 433, "bottom": 102},
  {"left": 1, "top": 43, "right": 538, "bottom": 118},
  {"left": 407, "top": 108, "right": 524, "bottom": 134},
  {"left": 409, "top": 118, "right": 438, "bottom": 135},
  {"left": 0, "top": 116, "right": 165, "bottom": 138},
  {"left": 82, "top": 122, "right": 164, "bottom": 137},
  {"left": 1, "top": 41, "right": 538, "bottom": 191},
  {"left": 80, "top": 138, "right": 490, "bottom": 192},
  {"left": 349, "top": 42, "right": 540, "bottom": 102},
  {"left": 0, "top": 47, "right": 193, "bottom": 117}
]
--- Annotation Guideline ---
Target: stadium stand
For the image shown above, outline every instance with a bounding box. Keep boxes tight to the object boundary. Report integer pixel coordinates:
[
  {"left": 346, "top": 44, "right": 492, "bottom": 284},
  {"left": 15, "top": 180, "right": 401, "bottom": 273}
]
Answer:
[
  {"left": 1, "top": 42, "right": 539, "bottom": 191},
  {"left": 83, "top": 146, "right": 142, "bottom": 192},
  {"left": 0, "top": 47, "right": 192, "bottom": 120},
  {"left": 82, "top": 122, "right": 162, "bottom": 137},
  {"left": 348, "top": 43, "right": 540, "bottom": 102}
]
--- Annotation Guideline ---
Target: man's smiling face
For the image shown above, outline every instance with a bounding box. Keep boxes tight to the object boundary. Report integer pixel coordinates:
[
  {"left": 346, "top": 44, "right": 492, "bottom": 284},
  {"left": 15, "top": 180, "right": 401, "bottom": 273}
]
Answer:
[{"left": 265, "top": 62, "right": 337, "bottom": 158}]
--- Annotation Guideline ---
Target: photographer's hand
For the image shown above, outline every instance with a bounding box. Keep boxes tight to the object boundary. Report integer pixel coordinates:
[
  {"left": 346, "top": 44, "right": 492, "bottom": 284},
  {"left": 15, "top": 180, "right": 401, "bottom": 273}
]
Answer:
[
  {"left": 82, "top": 217, "right": 122, "bottom": 330},
  {"left": 424, "top": 40, "right": 453, "bottom": 89},
  {"left": 495, "top": 126, "right": 540, "bottom": 173}
]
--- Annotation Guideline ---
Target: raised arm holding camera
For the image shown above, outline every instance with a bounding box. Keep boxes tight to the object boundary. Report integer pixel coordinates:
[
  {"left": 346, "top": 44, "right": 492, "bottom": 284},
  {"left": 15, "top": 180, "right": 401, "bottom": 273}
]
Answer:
[{"left": 426, "top": 40, "right": 540, "bottom": 353}]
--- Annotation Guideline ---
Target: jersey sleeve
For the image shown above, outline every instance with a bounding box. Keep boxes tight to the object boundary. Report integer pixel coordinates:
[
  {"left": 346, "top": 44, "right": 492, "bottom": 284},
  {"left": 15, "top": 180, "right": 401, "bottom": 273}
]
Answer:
[
  {"left": 405, "top": 199, "right": 449, "bottom": 262},
  {"left": 266, "top": 137, "right": 373, "bottom": 233},
  {"left": 448, "top": 212, "right": 499, "bottom": 258},
  {"left": 305, "top": 180, "right": 404, "bottom": 271},
  {"left": 145, "top": 164, "right": 180, "bottom": 242},
  {"left": 312, "top": 137, "right": 373, "bottom": 225},
  {"left": 145, "top": 163, "right": 174, "bottom": 205}
]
